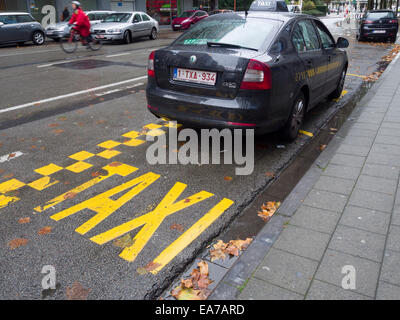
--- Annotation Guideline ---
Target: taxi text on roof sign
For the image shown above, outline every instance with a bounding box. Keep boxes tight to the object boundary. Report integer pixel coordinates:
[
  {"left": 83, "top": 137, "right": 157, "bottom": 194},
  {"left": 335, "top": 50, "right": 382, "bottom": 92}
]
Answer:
[{"left": 249, "top": 0, "right": 289, "bottom": 12}]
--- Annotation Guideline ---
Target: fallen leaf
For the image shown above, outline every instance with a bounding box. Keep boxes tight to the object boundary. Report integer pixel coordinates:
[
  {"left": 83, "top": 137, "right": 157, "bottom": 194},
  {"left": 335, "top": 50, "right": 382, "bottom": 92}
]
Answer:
[
  {"left": 170, "top": 224, "right": 184, "bottom": 232},
  {"left": 8, "top": 238, "right": 28, "bottom": 249},
  {"left": 113, "top": 234, "right": 135, "bottom": 248},
  {"left": 258, "top": 201, "right": 280, "bottom": 222},
  {"left": 66, "top": 281, "right": 91, "bottom": 300},
  {"left": 48, "top": 123, "right": 59, "bottom": 128},
  {"left": 224, "top": 176, "right": 232, "bottom": 181},
  {"left": 8, "top": 153, "right": 16, "bottom": 159},
  {"left": 52, "top": 129, "right": 64, "bottom": 135},
  {"left": 320, "top": 144, "right": 327, "bottom": 151},
  {"left": 265, "top": 171, "right": 275, "bottom": 178},
  {"left": 109, "top": 162, "right": 122, "bottom": 167},
  {"left": 145, "top": 261, "right": 161, "bottom": 272},
  {"left": 2, "top": 173, "right": 14, "bottom": 179},
  {"left": 64, "top": 192, "right": 77, "bottom": 200},
  {"left": 38, "top": 226, "right": 52, "bottom": 235},
  {"left": 18, "top": 217, "right": 31, "bottom": 224}
]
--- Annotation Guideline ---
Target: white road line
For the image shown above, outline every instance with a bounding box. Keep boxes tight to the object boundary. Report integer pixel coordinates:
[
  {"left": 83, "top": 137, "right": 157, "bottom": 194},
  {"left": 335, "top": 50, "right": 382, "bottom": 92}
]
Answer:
[
  {"left": 106, "top": 52, "right": 131, "bottom": 58},
  {"left": 0, "top": 76, "right": 147, "bottom": 114},
  {"left": 125, "top": 82, "right": 144, "bottom": 89},
  {"left": 0, "top": 151, "right": 24, "bottom": 163},
  {"left": 95, "top": 89, "right": 121, "bottom": 97},
  {"left": 0, "top": 48, "right": 60, "bottom": 58},
  {"left": 37, "top": 60, "right": 75, "bottom": 68}
]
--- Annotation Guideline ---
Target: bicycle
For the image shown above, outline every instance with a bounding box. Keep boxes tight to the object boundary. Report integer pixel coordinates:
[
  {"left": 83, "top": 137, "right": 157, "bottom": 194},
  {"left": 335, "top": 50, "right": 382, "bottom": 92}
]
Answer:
[{"left": 60, "top": 27, "right": 103, "bottom": 53}]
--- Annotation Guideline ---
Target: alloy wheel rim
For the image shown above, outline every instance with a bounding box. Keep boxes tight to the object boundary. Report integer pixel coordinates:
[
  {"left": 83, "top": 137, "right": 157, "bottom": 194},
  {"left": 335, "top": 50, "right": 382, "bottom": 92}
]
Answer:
[
  {"left": 291, "top": 99, "right": 304, "bottom": 132},
  {"left": 35, "top": 33, "right": 44, "bottom": 44}
]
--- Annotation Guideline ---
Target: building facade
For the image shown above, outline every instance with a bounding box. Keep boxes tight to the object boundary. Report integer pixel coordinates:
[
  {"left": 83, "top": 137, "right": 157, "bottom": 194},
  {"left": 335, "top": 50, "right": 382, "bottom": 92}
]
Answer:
[{"left": 0, "top": 0, "right": 218, "bottom": 24}]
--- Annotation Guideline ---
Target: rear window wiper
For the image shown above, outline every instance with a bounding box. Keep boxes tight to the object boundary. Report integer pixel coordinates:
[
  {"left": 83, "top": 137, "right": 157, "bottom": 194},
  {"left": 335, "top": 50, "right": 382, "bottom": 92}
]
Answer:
[{"left": 207, "top": 41, "right": 258, "bottom": 51}]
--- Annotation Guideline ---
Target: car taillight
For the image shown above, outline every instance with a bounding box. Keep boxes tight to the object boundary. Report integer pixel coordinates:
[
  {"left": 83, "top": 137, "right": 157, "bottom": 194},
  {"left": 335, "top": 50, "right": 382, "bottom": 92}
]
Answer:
[
  {"left": 240, "top": 59, "right": 271, "bottom": 90},
  {"left": 148, "top": 51, "right": 155, "bottom": 78},
  {"left": 389, "top": 19, "right": 398, "bottom": 24}
]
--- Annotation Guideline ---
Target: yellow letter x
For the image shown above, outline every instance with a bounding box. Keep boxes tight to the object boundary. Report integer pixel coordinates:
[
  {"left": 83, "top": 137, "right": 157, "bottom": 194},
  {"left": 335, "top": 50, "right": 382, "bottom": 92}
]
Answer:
[{"left": 90, "top": 182, "right": 213, "bottom": 262}]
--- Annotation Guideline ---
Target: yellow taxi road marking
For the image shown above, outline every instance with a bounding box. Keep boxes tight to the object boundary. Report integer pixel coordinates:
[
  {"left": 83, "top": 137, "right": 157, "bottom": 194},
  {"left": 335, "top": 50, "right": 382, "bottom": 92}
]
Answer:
[
  {"left": 35, "top": 163, "right": 63, "bottom": 176},
  {"left": 34, "top": 163, "right": 137, "bottom": 213},
  {"left": 28, "top": 176, "right": 58, "bottom": 191},
  {"left": 347, "top": 73, "right": 365, "bottom": 78},
  {"left": 0, "top": 151, "right": 24, "bottom": 163},
  {"left": 97, "top": 140, "right": 121, "bottom": 149},
  {"left": 0, "top": 179, "right": 26, "bottom": 209},
  {"left": 151, "top": 198, "right": 234, "bottom": 274},
  {"left": 333, "top": 90, "right": 348, "bottom": 102},
  {"left": 90, "top": 182, "right": 214, "bottom": 263},
  {"left": 51, "top": 172, "right": 160, "bottom": 235},
  {"left": 299, "top": 130, "right": 313, "bottom": 137},
  {"left": 69, "top": 151, "right": 95, "bottom": 161},
  {"left": 96, "top": 149, "right": 121, "bottom": 159},
  {"left": 0, "top": 76, "right": 147, "bottom": 115}
]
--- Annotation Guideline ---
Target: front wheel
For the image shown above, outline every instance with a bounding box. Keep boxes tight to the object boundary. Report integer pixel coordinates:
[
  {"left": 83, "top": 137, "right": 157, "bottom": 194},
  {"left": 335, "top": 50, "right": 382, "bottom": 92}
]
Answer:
[
  {"left": 149, "top": 27, "right": 157, "bottom": 40},
  {"left": 123, "top": 30, "right": 131, "bottom": 44},
  {"left": 60, "top": 34, "right": 78, "bottom": 53},
  {"left": 329, "top": 68, "right": 346, "bottom": 100},
  {"left": 280, "top": 92, "right": 306, "bottom": 141},
  {"left": 32, "top": 31, "right": 45, "bottom": 45}
]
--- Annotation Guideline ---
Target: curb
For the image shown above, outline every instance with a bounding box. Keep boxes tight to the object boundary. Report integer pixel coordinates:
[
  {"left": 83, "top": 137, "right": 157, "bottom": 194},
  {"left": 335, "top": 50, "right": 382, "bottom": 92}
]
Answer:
[{"left": 208, "top": 43, "right": 400, "bottom": 300}]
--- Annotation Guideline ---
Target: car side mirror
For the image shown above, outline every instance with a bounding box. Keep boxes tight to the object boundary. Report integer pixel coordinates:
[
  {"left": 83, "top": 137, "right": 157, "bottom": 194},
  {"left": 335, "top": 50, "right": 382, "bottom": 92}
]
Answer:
[
  {"left": 0, "top": 22, "right": 4, "bottom": 27},
  {"left": 336, "top": 37, "right": 349, "bottom": 48}
]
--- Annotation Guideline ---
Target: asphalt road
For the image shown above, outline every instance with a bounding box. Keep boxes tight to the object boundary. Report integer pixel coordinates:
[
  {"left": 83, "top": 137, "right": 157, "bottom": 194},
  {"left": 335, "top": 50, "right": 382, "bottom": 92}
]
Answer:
[{"left": 0, "top": 19, "right": 395, "bottom": 299}]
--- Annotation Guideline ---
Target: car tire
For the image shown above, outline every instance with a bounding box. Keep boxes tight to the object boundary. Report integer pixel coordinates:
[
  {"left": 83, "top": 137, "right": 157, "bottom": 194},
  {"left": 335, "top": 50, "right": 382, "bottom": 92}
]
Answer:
[
  {"left": 149, "top": 27, "right": 157, "bottom": 40},
  {"left": 32, "top": 31, "right": 45, "bottom": 45},
  {"left": 123, "top": 30, "right": 131, "bottom": 44},
  {"left": 280, "top": 92, "right": 306, "bottom": 141},
  {"left": 329, "top": 68, "right": 346, "bottom": 100}
]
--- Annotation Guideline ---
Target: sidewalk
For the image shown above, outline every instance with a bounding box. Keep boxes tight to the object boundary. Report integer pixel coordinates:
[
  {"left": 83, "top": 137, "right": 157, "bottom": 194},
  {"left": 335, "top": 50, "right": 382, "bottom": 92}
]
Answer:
[{"left": 210, "top": 52, "right": 400, "bottom": 300}]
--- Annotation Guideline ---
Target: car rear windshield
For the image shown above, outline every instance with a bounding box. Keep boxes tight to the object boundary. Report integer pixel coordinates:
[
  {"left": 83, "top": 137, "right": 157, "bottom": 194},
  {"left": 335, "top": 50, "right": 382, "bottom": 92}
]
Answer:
[
  {"left": 102, "top": 13, "right": 131, "bottom": 23},
  {"left": 366, "top": 11, "right": 395, "bottom": 20},
  {"left": 174, "top": 15, "right": 282, "bottom": 51}
]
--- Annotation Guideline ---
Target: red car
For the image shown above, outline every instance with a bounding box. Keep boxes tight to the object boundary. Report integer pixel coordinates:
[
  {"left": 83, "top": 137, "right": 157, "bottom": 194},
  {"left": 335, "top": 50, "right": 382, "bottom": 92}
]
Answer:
[{"left": 171, "top": 10, "right": 208, "bottom": 31}]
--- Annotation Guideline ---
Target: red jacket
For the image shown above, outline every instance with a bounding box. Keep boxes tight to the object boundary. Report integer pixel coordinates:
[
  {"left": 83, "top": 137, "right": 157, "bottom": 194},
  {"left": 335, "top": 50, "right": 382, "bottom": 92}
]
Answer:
[{"left": 69, "top": 8, "right": 91, "bottom": 37}]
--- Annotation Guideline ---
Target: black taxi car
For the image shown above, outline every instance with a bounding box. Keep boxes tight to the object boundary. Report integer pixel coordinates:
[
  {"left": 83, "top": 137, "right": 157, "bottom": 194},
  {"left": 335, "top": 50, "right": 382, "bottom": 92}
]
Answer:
[
  {"left": 356, "top": 10, "right": 398, "bottom": 43},
  {"left": 146, "top": 2, "right": 349, "bottom": 140}
]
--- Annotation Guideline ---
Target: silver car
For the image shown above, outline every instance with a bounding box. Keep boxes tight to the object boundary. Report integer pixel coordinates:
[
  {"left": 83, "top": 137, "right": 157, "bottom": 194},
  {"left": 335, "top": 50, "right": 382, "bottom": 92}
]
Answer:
[
  {"left": 45, "top": 10, "right": 115, "bottom": 42},
  {"left": 91, "top": 12, "right": 159, "bottom": 44},
  {"left": 0, "top": 12, "right": 45, "bottom": 45}
]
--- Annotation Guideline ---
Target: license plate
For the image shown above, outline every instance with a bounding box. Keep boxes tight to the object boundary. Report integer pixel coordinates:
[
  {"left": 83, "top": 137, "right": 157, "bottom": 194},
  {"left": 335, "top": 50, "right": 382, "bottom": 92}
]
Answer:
[
  {"left": 174, "top": 25, "right": 180, "bottom": 27},
  {"left": 173, "top": 68, "right": 216, "bottom": 86},
  {"left": 97, "top": 34, "right": 105, "bottom": 38},
  {"left": 373, "top": 30, "right": 386, "bottom": 33}
]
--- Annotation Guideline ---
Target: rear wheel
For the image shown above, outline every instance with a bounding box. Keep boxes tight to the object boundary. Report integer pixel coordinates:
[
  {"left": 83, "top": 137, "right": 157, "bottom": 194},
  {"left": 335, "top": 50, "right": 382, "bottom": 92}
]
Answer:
[
  {"left": 280, "top": 92, "right": 306, "bottom": 141},
  {"left": 329, "top": 68, "right": 346, "bottom": 100},
  {"left": 32, "top": 31, "right": 45, "bottom": 45},
  {"left": 149, "top": 27, "right": 157, "bottom": 40}
]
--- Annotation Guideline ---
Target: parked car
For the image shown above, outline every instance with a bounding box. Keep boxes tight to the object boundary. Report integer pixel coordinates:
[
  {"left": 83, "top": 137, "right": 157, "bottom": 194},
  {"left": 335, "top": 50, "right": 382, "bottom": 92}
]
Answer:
[
  {"left": 357, "top": 9, "right": 398, "bottom": 42},
  {"left": 91, "top": 12, "right": 159, "bottom": 44},
  {"left": 171, "top": 10, "right": 208, "bottom": 31},
  {"left": 146, "top": 10, "right": 349, "bottom": 140},
  {"left": 45, "top": 10, "right": 114, "bottom": 42},
  {"left": 0, "top": 12, "right": 45, "bottom": 46}
]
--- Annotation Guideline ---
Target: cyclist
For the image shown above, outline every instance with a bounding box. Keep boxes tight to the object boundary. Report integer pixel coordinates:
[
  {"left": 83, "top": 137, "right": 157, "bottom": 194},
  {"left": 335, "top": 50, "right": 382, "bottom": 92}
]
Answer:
[{"left": 68, "top": 1, "right": 91, "bottom": 47}]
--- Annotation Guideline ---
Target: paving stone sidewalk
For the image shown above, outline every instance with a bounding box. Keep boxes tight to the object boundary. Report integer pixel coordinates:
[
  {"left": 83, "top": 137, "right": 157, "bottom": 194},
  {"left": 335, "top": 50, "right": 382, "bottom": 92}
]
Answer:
[{"left": 210, "top": 51, "right": 400, "bottom": 300}]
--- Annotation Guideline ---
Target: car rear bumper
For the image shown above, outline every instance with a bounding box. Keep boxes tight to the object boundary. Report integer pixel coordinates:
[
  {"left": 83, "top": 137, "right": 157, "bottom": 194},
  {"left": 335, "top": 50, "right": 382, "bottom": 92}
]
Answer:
[
  {"left": 362, "top": 26, "right": 398, "bottom": 38},
  {"left": 45, "top": 30, "right": 67, "bottom": 39},
  {"left": 146, "top": 78, "right": 282, "bottom": 132},
  {"left": 92, "top": 33, "right": 123, "bottom": 41}
]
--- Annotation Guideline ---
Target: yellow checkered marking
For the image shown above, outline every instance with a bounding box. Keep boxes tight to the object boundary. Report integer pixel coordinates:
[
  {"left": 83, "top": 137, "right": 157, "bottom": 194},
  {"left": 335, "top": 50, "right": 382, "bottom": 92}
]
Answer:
[
  {"left": 143, "top": 123, "right": 162, "bottom": 130},
  {"left": 122, "top": 131, "right": 141, "bottom": 139},
  {"left": 28, "top": 176, "right": 58, "bottom": 191},
  {"left": 65, "top": 161, "right": 93, "bottom": 173},
  {"left": 69, "top": 151, "right": 94, "bottom": 161},
  {"left": 96, "top": 149, "right": 121, "bottom": 159},
  {"left": 35, "top": 163, "right": 63, "bottom": 176},
  {"left": 97, "top": 140, "right": 121, "bottom": 149}
]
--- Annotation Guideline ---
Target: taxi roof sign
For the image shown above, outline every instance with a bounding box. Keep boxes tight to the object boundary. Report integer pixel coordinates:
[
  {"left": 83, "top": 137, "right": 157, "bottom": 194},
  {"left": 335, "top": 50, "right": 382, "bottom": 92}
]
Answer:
[{"left": 249, "top": 0, "right": 289, "bottom": 12}]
